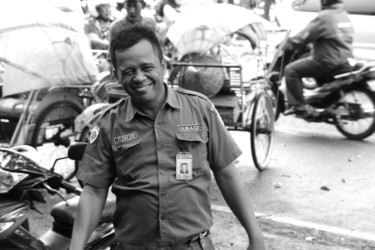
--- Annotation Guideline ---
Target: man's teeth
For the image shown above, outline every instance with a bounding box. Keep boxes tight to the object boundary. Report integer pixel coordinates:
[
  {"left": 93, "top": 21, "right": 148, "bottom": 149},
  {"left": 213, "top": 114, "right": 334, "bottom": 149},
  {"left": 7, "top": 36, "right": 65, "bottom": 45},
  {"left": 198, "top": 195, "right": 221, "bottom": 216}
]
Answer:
[{"left": 135, "top": 85, "right": 150, "bottom": 91}]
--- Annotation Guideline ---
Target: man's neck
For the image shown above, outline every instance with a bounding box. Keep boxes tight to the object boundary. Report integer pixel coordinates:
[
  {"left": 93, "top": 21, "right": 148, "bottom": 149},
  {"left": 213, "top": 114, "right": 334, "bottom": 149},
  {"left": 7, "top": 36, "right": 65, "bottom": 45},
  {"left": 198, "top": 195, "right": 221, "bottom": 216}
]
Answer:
[{"left": 133, "top": 86, "right": 167, "bottom": 120}]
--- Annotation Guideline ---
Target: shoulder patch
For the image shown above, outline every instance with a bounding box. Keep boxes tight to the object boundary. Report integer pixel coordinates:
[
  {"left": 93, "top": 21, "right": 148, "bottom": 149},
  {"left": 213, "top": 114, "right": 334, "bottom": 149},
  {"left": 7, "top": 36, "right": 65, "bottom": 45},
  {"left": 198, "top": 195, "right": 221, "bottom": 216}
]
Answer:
[{"left": 90, "top": 126, "right": 100, "bottom": 144}]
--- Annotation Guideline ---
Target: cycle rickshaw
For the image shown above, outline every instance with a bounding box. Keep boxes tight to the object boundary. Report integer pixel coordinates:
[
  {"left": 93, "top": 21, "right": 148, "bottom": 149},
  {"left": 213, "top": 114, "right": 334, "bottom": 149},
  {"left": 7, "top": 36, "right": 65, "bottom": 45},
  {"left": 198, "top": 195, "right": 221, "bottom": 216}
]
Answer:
[
  {"left": 0, "top": 1, "right": 97, "bottom": 168},
  {"left": 165, "top": 3, "right": 275, "bottom": 170}
]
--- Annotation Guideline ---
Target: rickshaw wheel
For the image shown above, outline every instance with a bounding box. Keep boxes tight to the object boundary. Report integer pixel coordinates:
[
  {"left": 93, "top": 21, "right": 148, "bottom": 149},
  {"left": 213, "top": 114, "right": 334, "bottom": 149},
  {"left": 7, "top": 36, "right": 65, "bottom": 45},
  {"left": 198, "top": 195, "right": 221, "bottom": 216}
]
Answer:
[
  {"left": 250, "top": 92, "right": 274, "bottom": 171},
  {"left": 30, "top": 92, "right": 83, "bottom": 182}
]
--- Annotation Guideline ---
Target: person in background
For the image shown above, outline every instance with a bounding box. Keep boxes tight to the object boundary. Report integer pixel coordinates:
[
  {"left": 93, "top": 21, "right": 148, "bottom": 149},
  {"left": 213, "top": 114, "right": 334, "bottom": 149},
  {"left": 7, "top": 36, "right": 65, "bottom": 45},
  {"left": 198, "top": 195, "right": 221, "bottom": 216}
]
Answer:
[
  {"left": 69, "top": 24, "right": 265, "bottom": 250},
  {"left": 84, "top": 0, "right": 116, "bottom": 50},
  {"left": 284, "top": 0, "right": 354, "bottom": 115},
  {"left": 109, "top": 0, "right": 157, "bottom": 41}
]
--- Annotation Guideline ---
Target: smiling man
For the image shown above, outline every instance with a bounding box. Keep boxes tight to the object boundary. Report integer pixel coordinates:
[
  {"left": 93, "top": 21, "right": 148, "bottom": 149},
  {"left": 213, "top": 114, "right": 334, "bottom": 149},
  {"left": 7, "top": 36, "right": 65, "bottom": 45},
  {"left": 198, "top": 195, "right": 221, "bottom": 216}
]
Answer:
[{"left": 70, "top": 24, "right": 265, "bottom": 250}]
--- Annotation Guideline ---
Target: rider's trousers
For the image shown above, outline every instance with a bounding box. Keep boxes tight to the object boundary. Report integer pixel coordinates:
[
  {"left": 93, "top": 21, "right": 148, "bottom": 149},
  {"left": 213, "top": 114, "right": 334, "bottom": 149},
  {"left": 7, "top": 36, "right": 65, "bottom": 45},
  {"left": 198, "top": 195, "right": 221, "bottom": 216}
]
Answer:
[{"left": 284, "top": 57, "right": 336, "bottom": 106}]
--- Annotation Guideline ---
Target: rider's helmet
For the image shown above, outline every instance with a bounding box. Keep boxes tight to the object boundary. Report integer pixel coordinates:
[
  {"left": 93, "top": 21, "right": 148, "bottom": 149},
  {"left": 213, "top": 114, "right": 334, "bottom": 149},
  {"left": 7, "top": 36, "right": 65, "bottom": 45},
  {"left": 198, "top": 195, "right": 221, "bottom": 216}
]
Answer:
[
  {"left": 87, "top": 0, "right": 113, "bottom": 18},
  {"left": 321, "top": 0, "right": 343, "bottom": 8}
]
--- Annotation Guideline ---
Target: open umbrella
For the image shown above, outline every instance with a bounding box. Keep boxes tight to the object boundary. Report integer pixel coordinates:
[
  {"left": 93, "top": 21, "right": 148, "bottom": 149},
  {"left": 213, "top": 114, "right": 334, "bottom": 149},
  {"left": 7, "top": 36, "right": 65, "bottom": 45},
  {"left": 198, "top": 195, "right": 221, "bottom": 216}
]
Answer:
[
  {"left": 0, "top": 0, "right": 98, "bottom": 97},
  {"left": 166, "top": 3, "right": 270, "bottom": 57}
]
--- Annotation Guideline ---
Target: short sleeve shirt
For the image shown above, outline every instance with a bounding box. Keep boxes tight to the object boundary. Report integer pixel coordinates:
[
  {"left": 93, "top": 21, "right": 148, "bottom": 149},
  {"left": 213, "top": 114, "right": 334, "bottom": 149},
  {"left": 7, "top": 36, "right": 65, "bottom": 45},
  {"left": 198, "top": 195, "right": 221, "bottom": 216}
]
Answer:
[{"left": 77, "top": 85, "right": 242, "bottom": 249}]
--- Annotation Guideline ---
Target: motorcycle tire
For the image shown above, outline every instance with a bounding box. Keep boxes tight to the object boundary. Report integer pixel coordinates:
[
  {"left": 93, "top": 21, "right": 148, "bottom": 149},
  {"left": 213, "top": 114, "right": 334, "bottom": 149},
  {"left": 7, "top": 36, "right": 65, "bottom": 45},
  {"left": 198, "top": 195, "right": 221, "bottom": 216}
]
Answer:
[{"left": 334, "top": 86, "right": 375, "bottom": 140}]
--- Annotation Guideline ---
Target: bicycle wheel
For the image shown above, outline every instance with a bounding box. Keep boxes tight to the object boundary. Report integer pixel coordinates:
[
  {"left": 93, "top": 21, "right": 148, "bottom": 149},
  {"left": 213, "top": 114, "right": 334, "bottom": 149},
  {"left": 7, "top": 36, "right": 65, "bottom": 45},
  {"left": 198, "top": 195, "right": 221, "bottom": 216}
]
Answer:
[
  {"left": 250, "top": 92, "right": 274, "bottom": 171},
  {"left": 31, "top": 92, "right": 83, "bottom": 181}
]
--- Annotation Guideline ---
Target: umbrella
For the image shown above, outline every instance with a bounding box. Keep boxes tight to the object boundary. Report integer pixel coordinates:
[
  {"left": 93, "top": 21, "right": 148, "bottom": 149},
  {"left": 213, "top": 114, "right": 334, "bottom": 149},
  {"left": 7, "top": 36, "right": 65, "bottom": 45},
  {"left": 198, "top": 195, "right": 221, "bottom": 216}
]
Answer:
[
  {"left": 0, "top": 0, "right": 98, "bottom": 97},
  {"left": 166, "top": 3, "right": 270, "bottom": 57}
]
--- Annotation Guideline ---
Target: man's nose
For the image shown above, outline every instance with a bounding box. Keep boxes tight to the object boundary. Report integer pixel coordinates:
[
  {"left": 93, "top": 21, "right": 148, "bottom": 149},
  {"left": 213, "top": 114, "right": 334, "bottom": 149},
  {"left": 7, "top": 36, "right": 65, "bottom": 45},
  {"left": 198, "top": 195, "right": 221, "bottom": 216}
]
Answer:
[
  {"left": 127, "top": 6, "right": 136, "bottom": 14},
  {"left": 133, "top": 70, "right": 146, "bottom": 81}
]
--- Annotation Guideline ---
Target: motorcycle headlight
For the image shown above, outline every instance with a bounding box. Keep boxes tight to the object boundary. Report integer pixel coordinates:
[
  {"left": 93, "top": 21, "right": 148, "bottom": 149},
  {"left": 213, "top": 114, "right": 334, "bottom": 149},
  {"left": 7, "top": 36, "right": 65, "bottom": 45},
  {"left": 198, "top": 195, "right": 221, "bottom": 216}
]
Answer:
[{"left": 0, "top": 167, "right": 27, "bottom": 193}]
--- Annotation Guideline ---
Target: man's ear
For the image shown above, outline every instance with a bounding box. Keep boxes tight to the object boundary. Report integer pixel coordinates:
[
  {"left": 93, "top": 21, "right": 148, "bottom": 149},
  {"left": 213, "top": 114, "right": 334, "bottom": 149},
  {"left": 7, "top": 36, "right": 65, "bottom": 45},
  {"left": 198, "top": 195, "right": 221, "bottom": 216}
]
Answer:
[
  {"left": 113, "top": 68, "right": 119, "bottom": 79},
  {"left": 162, "top": 60, "right": 167, "bottom": 76},
  {"left": 141, "top": 1, "right": 146, "bottom": 8}
]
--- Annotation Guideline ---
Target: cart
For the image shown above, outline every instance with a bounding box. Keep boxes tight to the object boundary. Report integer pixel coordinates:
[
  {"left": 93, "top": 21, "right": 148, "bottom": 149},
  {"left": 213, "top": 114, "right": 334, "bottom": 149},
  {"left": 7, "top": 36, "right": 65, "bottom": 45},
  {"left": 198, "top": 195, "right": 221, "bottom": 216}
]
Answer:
[
  {"left": 165, "top": 3, "right": 275, "bottom": 170},
  {"left": 169, "top": 60, "right": 274, "bottom": 170}
]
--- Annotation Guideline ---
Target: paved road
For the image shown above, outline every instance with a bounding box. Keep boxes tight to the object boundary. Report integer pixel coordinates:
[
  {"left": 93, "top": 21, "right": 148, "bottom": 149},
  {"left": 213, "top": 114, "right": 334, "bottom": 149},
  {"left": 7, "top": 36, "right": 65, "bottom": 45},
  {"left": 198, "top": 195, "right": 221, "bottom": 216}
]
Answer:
[{"left": 208, "top": 114, "right": 375, "bottom": 249}]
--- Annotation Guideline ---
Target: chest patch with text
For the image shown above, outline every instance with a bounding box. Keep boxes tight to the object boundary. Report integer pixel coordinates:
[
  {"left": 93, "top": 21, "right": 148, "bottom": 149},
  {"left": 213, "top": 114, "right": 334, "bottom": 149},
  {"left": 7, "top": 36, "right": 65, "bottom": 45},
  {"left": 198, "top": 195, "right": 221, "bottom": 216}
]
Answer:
[
  {"left": 177, "top": 124, "right": 203, "bottom": 133},
  {"left": 113, "top": 132, "right": 137, "bottom": 145}
]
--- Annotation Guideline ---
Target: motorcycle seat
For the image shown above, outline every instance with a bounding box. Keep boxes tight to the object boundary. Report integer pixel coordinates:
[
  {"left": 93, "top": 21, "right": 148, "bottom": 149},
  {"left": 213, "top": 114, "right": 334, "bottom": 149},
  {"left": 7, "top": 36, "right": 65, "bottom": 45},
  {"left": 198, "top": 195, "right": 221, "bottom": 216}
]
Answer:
[
  {"left": 0, "top": 97, "right": 39, "bottom": 118},
  {"left": 314, "top": 64, "right": 354, "bottom": 86},
  {"left": 50, "top": 194, "right": 116, "bottom": 237}
]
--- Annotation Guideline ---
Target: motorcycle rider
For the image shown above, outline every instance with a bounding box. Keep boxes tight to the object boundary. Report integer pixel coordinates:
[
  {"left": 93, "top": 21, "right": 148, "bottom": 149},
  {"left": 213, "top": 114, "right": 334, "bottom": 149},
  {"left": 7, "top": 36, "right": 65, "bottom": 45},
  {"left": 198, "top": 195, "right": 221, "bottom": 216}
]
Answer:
[{"left": 284, "top": 0, "right": 354, "bottom": 115}]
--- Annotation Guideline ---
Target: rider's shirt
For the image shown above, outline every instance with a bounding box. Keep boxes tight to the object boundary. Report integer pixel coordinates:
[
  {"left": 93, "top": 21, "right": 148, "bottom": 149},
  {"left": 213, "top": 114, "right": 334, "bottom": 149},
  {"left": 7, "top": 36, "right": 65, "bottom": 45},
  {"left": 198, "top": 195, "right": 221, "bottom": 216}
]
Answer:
[
  {"left": 285, "top": 3, "right": 354, "bottom": 68},
  {"left": 77, "top": 84, "right": 242, "bottom": 249},
  {"left": 84, "top": 16, "right": 115, "bottom": 50},
  {"left": 109, "top": 16, "right": 157, "bottom": 42}
]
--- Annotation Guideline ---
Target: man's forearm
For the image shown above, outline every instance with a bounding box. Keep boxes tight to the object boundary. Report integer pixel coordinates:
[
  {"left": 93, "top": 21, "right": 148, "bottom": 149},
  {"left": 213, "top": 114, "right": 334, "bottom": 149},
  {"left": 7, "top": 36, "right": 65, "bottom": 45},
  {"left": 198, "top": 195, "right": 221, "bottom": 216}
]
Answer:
[
  {"left": 70, "top": 185, "right": 108, "bottom": 250},
  {"left": 214, "top": 164, "right": 265, "bottom": 249}
]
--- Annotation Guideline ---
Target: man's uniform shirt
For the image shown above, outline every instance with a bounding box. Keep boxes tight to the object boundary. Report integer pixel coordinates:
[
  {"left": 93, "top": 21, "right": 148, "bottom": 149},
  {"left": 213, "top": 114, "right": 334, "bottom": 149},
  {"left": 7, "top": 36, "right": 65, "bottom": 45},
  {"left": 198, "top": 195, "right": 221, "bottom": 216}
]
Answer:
[{"left": 77, "top": 85, "right": 242, "bottom": 249}]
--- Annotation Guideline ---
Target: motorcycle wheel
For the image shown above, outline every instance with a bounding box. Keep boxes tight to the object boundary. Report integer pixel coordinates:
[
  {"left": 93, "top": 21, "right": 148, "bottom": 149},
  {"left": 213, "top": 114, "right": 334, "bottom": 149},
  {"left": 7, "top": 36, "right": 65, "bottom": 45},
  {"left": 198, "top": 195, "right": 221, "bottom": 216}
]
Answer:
[
  {"left": 334, "top": 87, "right": 375, "bottom": 140},
  {"left": 250, "top": 92, "right": 274, "bottom": 170},
  {"left": 31, "top": 94, "right": 83, "bottom": 181}
]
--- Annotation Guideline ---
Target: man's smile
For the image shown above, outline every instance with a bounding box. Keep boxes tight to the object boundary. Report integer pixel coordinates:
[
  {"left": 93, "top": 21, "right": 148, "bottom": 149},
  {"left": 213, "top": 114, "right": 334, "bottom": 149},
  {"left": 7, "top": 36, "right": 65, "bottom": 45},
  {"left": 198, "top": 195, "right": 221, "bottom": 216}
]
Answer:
[{"left": 134, "top": 83, "right": 152, "bottom": 92}]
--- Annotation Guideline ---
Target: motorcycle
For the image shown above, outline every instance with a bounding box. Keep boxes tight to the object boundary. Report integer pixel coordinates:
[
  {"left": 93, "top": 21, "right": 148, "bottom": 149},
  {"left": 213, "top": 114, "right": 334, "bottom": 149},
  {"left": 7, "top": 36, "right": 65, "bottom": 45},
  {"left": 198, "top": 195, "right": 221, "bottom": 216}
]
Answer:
[
  {"left": 0, "top": 143, "right": 117, "bottom": 250},
  {"left": 267, "top": 34, "right": 375, "bottom": 140}
]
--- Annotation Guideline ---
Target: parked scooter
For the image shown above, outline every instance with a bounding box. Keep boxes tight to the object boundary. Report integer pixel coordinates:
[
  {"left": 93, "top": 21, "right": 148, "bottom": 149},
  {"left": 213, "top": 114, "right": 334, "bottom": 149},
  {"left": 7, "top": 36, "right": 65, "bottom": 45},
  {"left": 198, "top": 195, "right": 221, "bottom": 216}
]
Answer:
[
  {"left": 267, "top": 35, "right": 375, "bottom": 140},
  {"left": 0, "top": 143, "right": 117, "bottom": 249}
]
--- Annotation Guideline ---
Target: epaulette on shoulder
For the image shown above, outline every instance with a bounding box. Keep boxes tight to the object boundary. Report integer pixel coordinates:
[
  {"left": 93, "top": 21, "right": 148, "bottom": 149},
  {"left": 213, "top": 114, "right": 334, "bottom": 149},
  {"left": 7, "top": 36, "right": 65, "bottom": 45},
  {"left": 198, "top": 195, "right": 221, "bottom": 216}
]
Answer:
[
  {"left": 176, "top": 87, "right": 210, "bottom": 101},
  {"left": 99, "top": 97, "right": 126, "bottom": 119}
]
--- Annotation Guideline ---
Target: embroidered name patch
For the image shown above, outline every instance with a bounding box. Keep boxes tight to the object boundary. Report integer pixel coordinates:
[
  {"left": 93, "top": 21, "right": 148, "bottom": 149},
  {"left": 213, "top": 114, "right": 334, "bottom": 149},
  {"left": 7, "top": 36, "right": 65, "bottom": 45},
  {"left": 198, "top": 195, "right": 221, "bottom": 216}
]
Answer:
[
  {"left": 177, "top": 124, "right": 203, "bottom": 133},
  {"left": 114, "top": 132, "right": 137, "bottom": 145}
]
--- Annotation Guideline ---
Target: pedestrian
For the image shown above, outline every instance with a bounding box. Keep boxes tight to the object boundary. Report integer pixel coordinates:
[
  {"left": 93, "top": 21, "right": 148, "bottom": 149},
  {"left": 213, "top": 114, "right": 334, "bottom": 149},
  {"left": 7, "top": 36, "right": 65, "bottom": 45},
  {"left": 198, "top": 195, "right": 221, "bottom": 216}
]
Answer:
[
  {"left": 69, "top": 24, "right": 265, "bottom": 250},
  {"left": 84, "top": 0, "right": 116, "bottom": 50},
  {"left": 109, "top": 0, "right": 157, "bottom": 42},
  {"left": 284, "top": 0, "right": 354, "bottom": 115}
]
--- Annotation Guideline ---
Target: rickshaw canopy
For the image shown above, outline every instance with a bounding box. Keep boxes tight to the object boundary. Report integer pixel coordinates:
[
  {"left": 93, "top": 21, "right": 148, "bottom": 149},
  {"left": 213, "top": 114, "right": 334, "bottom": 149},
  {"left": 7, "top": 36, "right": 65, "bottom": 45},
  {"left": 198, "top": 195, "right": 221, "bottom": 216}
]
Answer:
[
  {"left": 0, "top": 0, "right": 98, "bottom": 96},
  {"left": 166, "top": 3, "right": 270, "bottom": 58}
]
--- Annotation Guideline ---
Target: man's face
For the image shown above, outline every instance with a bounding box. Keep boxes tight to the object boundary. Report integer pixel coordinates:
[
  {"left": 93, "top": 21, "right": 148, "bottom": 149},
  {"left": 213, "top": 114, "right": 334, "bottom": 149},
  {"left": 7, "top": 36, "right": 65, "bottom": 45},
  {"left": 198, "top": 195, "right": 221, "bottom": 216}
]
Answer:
[
  {"left": 116, "top": 39, "right": 165, "bottom": 107},
  {"left": 125, "top": 0, "right": 143, "bottom": 22},
  {"left": 97, "top": 4, "right": 111, "bottom": 19}
]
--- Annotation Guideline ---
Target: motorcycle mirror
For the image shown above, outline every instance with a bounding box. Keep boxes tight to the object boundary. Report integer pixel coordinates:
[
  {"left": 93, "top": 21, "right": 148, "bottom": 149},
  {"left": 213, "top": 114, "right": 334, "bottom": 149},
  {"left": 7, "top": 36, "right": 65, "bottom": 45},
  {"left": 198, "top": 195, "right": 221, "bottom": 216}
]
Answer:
[{"left": 67, "top": 142, "right": 87, "bottom": 161}]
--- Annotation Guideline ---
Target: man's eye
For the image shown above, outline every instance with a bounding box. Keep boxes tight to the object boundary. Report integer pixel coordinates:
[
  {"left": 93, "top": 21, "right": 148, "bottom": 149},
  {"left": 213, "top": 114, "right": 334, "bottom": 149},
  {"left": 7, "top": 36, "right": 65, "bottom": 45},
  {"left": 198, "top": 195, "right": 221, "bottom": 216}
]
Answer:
[
  {"left": 122, "top": 70, "right": 134, "bottom": 78},
  {"left": 142, "top": 66, "right": 154, "bottom": 72}
]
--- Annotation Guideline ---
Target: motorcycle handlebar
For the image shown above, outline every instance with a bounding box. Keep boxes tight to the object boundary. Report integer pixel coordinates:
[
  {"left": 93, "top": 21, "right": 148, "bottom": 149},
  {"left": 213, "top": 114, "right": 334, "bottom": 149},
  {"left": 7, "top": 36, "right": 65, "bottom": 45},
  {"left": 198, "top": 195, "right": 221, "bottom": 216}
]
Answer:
[{"left": 60, "top": 180, "right": 82, "bottom": 196}]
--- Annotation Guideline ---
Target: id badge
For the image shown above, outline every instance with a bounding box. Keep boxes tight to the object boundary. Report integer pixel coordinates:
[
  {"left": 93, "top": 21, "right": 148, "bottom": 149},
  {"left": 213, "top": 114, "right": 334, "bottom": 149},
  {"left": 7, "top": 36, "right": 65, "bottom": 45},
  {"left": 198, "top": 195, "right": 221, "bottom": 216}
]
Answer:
[{"left": 176, "top": 152, "right": 193, "bottom": 180}]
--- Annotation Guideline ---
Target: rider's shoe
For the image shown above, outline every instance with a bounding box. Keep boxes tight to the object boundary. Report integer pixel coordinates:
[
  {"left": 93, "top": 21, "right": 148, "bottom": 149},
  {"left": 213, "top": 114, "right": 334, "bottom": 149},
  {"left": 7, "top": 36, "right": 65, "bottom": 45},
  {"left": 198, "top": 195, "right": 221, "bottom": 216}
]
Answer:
[{"left": 285, "top": 104, "right": 318, "bottom": 116}]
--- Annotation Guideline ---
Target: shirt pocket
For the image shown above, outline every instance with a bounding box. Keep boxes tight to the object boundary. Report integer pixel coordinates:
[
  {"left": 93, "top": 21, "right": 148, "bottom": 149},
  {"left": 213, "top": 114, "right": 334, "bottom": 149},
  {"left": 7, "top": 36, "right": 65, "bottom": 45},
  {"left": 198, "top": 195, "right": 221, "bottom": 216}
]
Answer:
[
  {"left": 176, "top": 131, "right": 208, "bottom": 169},
  {"left": 112, "top": 138, "right": 143, "bottom": 183}
]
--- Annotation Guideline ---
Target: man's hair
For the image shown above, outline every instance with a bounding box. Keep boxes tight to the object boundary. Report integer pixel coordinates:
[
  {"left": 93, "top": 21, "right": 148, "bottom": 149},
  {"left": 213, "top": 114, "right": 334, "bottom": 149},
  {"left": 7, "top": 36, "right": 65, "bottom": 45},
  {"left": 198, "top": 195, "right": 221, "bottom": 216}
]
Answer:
[{"left": 110, "top": 24, "right": 164, "bottom": 75}]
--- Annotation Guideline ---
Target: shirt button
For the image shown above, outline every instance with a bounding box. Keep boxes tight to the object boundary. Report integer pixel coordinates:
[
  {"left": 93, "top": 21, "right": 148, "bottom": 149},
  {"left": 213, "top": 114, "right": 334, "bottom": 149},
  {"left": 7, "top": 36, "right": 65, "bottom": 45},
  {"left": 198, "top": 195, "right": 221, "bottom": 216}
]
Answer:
[
  {"left": 160, "top": 169, "right": 166, "bottom": 175},
  {"left": 157, "top": 145, "right": 162, "bottom": 151},
  {"left": 155, "top": 123, "right": 160, "bottom": 128},
  {"left": 161, "top": 215, "right": 166, "bottom": 220},
  {"left": 161, "top": 192, "right": 166, "bottom": 197}
]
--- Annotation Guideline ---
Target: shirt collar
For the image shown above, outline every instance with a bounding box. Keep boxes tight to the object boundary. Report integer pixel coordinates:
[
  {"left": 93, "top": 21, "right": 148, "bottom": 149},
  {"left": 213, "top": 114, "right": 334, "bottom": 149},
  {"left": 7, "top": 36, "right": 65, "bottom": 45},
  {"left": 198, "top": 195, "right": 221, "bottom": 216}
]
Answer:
[{"left": 124, "top": 83, "right": 180, "bottom": 122}]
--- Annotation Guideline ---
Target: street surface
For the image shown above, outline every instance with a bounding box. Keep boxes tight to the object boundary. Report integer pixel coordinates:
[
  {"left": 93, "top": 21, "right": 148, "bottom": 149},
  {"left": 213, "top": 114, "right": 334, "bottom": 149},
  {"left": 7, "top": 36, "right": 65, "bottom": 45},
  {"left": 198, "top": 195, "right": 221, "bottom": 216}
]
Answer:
[{"left": 209, "top": 114, "right": 375, "bottom": 249}]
